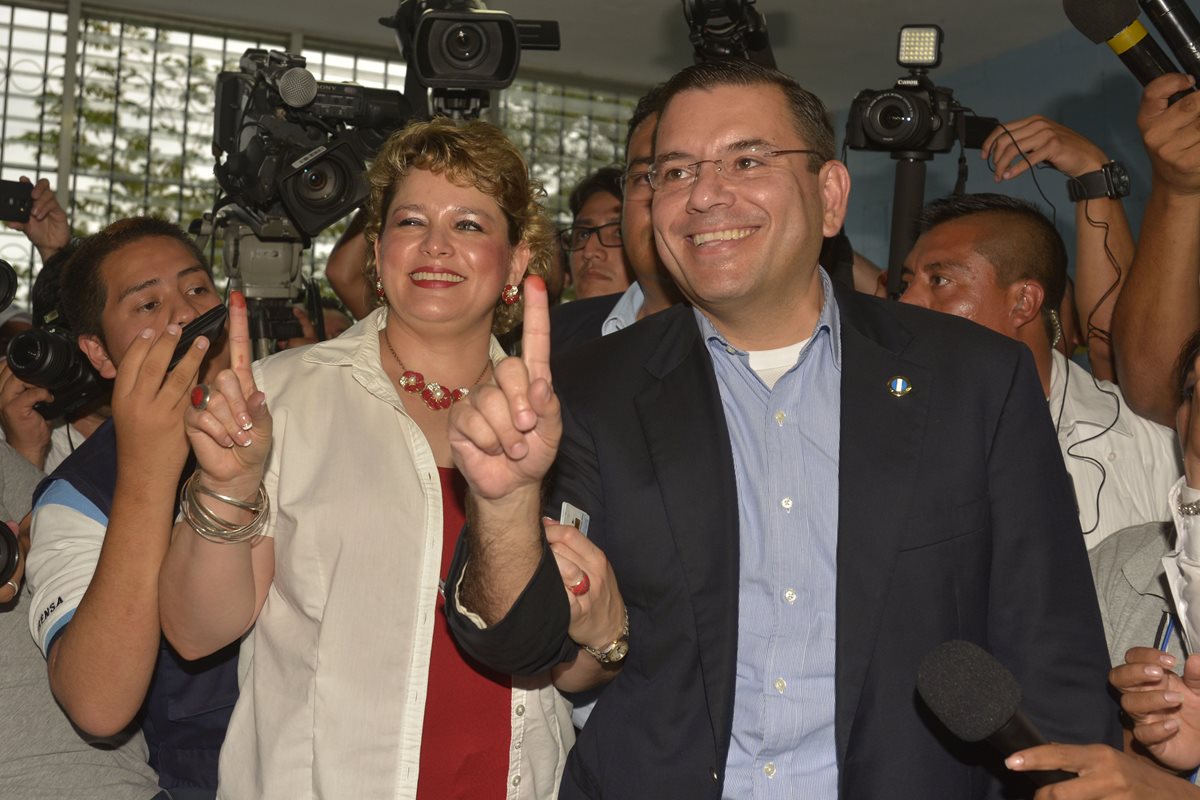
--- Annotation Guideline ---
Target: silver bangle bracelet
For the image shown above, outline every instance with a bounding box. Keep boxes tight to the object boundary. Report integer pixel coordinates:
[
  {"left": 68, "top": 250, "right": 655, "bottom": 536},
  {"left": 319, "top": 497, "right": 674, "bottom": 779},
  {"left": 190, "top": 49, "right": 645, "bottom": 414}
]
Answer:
[{"left": 180, "top": 472, "right": 269, "bottom": 544}]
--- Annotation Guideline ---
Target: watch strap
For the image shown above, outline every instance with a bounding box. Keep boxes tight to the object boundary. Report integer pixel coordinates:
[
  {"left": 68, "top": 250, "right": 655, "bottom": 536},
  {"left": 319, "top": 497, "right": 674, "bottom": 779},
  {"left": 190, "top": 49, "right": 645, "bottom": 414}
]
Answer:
[
  {"left": 582, "top": 607, "right": 629, "bottom": 664},
  {"left": 1067, "top": 161, "right": 1128, "bottom": 202}
]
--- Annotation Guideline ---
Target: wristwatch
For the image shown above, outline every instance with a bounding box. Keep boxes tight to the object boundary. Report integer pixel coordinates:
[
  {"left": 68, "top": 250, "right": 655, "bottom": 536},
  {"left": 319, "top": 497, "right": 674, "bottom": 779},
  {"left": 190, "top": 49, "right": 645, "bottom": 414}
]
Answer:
[
  {"left": 1179, "top": 492, "right": 1200, "bottom": 516},
  {"left": 1067, "top": 161, "right": 1130, "bottom": 202},
  {"left": 582, "top": 608, "right": 629, "bottom": 665}
]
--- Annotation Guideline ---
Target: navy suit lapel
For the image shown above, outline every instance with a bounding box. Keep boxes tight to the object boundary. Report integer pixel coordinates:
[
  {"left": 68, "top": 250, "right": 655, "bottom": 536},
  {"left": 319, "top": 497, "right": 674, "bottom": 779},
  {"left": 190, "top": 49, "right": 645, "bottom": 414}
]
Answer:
[
  {"left": 833, "top": 292, "right": 930, "bottom": 764},
  {"left": 633, "top": 308, "right": 741, "bottom": 766}
]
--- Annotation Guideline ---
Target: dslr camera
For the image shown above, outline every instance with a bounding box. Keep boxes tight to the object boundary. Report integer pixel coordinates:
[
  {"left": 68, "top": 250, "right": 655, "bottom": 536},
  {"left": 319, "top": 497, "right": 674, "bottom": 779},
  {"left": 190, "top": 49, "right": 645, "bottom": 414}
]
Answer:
[
  {"left": 845, "top": 25, "right": 995, "bottom": 156},
  {"left": 5, "top": 249, "right": 109, "bottom": 422}
]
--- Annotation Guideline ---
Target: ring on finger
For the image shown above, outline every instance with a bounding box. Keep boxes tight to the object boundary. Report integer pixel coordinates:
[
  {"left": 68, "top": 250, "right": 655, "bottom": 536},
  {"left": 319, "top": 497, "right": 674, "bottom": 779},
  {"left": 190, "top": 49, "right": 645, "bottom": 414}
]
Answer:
[
  {"left": 568, "top": 573, "right": 590, "bottom": 596},
  {"left": 3, "top": 579, "right": 18, "bottom": 598},
  {"left": 191, "top": 384, "right": 211, "bottom": 411}
]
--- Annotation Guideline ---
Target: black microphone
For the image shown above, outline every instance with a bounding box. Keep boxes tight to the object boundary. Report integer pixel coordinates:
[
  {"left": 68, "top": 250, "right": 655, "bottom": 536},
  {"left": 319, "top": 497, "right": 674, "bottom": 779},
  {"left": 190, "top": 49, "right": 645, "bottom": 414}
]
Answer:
[
  {"left": 1140, "top": 0, "right": 1200, "bottom": 81},
  {"left": 1063, "top": 0, "right": 1194, "bottom": 97},
  {"left": 916, "top": 640, "right": 1075, "bottom": 788}
]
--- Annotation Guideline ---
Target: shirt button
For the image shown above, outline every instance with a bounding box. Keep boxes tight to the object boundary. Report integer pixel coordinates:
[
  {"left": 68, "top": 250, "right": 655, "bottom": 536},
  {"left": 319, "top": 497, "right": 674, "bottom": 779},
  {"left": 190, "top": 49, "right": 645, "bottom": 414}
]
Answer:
[
  {"left": 774, "top": 677, "right": 787, "bottom": 693},
  {"left": 774, "top": 411, "right": 786, "bottom": 426},
  {"left": 763, "top": 762, "right": 777, "bottom": 779},
  {"left": 783, "top": 588, "right": 797, "bottom": 604},
  {"left": 1107, "top": 452, "right": 1117, "bottom": 462},
  {"left": 512, "top": 775, "right": 521, "bottom": 787},
  {"left": 725, "top": 345, "right": 736, "bottom": 355},
  {"left": 781, "top": 497, "right": 793, "bottom": 511},
  {"left": 515, "top": 704, "right": 525, "bottom": 716},
  {"left": 710, "top": 767, "right": 719, "bottom": 782}
]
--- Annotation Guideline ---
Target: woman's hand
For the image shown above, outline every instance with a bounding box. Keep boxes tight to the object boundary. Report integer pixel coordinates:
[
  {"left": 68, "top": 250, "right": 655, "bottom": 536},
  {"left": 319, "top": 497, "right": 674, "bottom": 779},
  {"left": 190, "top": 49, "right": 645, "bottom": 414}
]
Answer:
[
  {"left": 545, "top": 521, "right": 625, "bottom": 653},
  {"left": 184, "top": 292, "right": 271, "bottom": 498}
]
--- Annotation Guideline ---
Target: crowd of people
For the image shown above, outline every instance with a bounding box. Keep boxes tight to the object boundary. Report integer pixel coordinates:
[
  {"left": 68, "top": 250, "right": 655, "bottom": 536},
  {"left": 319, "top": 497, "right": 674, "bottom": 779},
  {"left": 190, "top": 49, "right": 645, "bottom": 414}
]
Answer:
[{"left": 3, "top": 52, "right": 1200, "bottom": 800}]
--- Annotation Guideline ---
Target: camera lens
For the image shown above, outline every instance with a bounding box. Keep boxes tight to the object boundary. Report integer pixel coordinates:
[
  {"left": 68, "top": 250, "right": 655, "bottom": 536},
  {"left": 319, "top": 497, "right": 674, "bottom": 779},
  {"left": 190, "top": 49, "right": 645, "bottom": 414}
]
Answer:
[
  {"left": 295, "top": 161, "right": 344, "bottom": 208},
  {"left": 443, "top": 23, "right": 487, "bottom": 70},
  {"left": 0, "top": 520, "right": 17, "bottom": 588},
  {"left": 0, "top": 260, "right": 16, "bottom": 315},
  {"left": 864, "top": 91, "right": 931, "bottom": 149},
  {"left": 878, "top": 105, "right": 911, "bottom": 132}
]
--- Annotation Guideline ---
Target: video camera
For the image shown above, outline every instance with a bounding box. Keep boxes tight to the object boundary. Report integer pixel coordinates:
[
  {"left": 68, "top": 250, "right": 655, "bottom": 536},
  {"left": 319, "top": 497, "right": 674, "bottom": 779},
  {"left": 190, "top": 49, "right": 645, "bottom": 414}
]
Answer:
[
  {"left": 844, "top": 26, "right": 999, "bottom": 298},
  {"left": 206, "top": 48, "right": 412, "bottom": 355},
  {"left": 213, "top": 48, "right": 411, "bottom": 240},
  {"left": 683, "top": 0, "right": 776, "bottom": 67},
  {"left": 381, "top": 0, "right": 560, "bottom": 119}
]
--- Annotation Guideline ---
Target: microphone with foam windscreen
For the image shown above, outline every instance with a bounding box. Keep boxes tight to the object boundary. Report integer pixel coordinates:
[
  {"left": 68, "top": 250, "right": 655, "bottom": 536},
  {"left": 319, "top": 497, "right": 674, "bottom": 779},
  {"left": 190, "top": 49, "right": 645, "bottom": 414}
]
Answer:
[
  {"left": 916, "top": 640, "right": 1075, "bottom": 788},
  {"left": 1140, "top": 0, "right": 1200, "bottom": 81},
  {"left": 1064, "top": 0, "right": 1195, "bottom": 98}
]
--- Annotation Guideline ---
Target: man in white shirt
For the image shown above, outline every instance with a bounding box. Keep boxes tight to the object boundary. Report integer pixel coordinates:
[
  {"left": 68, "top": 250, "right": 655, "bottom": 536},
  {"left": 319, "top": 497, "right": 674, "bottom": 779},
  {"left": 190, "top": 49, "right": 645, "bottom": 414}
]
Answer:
[{"left": 901, "top": 192, "right": 1180, "bottom": 549}]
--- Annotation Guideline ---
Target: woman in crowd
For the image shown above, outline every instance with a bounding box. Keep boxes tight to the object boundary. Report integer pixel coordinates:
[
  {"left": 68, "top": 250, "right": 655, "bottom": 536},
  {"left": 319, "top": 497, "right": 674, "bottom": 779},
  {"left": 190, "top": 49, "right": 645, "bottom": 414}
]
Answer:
[{"left": 157, "top": 118, "right": 573, "bottom": 798}]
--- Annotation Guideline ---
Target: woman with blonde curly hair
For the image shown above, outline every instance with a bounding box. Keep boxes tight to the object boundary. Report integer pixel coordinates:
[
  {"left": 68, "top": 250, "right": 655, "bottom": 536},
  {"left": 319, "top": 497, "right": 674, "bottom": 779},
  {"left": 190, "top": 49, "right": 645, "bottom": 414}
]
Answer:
[{"left": 158, "top": 118, "right": 573, "bottom": 798}]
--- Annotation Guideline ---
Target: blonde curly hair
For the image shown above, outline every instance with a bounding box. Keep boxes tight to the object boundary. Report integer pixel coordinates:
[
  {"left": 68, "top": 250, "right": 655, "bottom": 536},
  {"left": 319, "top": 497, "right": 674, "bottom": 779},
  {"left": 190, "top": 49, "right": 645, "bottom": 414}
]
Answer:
[{"left": 363, "top": 117, "right": 554, "bottom": 335}]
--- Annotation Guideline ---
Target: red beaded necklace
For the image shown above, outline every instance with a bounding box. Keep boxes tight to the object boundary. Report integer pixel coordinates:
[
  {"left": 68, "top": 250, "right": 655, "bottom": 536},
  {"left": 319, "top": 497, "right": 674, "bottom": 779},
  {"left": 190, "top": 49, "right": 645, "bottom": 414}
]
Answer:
[{"left": 382, "top": 327, "right": 491, "bottom": 411}]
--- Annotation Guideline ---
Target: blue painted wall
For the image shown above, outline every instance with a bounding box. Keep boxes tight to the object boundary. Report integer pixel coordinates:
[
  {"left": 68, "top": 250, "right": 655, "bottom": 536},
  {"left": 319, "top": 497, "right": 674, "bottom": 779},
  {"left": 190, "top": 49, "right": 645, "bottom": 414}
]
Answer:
[{"left": 836, "top": 27, "right": 1153, "bottom": 274}]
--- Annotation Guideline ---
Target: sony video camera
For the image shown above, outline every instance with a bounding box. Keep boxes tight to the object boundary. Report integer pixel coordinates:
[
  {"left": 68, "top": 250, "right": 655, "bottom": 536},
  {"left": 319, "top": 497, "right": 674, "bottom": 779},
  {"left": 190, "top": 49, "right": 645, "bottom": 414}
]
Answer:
[{"left": 213, "top": 48, "right": 412, "bottom": 239}]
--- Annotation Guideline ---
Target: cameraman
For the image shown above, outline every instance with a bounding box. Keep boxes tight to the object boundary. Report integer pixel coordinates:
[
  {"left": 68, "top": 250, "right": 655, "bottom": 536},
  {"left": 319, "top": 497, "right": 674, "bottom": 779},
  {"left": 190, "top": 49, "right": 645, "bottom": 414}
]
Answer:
[
  {"left": 0, "top": 182, "right": 107, "bottom": 473},
  {"left": 23, "top": 218, "right": 238, "bottom": 798},
  {"left": 0, "top": 247, "right": 110, "bottom": 473}
]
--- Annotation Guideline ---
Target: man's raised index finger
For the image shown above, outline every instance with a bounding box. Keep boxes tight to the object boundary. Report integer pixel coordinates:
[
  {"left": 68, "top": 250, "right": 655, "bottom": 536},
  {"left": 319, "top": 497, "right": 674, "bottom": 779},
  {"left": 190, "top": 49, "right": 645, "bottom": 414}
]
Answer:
[{"left": 521, "top": 276, "right": 552, "bottom": 385}]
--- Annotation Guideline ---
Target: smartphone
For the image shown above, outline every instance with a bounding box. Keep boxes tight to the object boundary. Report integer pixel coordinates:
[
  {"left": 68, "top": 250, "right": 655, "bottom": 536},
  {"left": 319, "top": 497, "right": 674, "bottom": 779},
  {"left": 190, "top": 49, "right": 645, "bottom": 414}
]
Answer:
[
  {"left": 0, "top": 180, "right": 32, "bottom": 223},
  {"left": 169, "top": 303, "right": 228, "bottom": 371}
]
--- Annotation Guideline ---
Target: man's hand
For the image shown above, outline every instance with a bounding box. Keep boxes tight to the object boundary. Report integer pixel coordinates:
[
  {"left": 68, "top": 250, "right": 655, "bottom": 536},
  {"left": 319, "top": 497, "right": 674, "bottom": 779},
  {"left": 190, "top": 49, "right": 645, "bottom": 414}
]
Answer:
[
  {"left": 449, "top": 276, "right": 560, "bottom": 504},
  {"left": 982, "top": 115, "right": 1108, "bottom": 182},
  {"left": 184, "top": 292, "right": 271, "bottom": 501},
  {"left": 1112, "top": 647, "right": 1200, "bottom": 772},
  {"left": 1139, "top": 74, "right": 1200, "bottom": 195},
  {"left": 0, "top": 362, "right": 52, "bottom": 470},
  {"left": 5, "top": 177, "right": 70, "bottom": 262},
  {"left": 1006, "top": 743, "right": 1200, "bottom": 799},
  {"left": 111, "top": 316, "right": 209, "bottom": 483}
]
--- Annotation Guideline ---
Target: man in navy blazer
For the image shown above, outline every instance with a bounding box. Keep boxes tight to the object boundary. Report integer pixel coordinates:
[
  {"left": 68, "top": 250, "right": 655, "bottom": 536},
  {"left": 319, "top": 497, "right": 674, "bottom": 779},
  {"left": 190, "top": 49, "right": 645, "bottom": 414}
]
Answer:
[{"left": 446, "top": 60, "right": 1119, "bottom": 799}]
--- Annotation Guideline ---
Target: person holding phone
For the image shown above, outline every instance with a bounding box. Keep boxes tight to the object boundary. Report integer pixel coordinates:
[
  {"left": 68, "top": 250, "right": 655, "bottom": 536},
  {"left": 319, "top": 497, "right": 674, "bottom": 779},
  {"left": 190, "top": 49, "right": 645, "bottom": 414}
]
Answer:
[
  {"left": 23, "top": 217, "right": 238, "bottom": 798},
  {"left": 158, "top": 119, "right": 574, "bottom": 799}
]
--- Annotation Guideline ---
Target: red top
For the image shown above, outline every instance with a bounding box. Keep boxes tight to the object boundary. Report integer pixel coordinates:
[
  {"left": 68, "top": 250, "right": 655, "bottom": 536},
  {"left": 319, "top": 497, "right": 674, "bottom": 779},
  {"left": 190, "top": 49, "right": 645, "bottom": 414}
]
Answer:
[{"left": 416, "top": 467, "right": 513, "bottom": 798}]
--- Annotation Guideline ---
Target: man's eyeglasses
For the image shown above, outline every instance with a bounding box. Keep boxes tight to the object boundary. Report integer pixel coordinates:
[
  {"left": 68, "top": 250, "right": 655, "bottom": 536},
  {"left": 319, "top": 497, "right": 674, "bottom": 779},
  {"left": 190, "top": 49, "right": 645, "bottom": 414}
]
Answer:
[
  {"left": 559, "top": 222, "right": 623, "bottom": 252},
  {"left": 647, "top": 148, "right": 824, "bottom": 193}
]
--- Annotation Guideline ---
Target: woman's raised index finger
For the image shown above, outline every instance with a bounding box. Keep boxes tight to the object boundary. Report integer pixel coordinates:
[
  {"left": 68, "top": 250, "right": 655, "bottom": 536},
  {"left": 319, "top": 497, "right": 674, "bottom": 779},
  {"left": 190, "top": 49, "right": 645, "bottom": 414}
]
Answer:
[
  {"left": 228, "top": 291, "right": 255, "bottom": 384},
  {"left": 521, "top": 276, "right": 552, "bottom": 384}
]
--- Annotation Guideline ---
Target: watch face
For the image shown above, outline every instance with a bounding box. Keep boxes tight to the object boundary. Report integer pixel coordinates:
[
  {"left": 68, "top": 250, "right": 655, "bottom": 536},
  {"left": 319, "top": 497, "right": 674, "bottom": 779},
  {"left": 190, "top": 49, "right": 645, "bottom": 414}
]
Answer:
[
  {"left": 1110, "top": 164, "right": 1131, "bottom": 196},
  {"left": 607, "top": 640, "right": 629, "bottom": 663}
]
